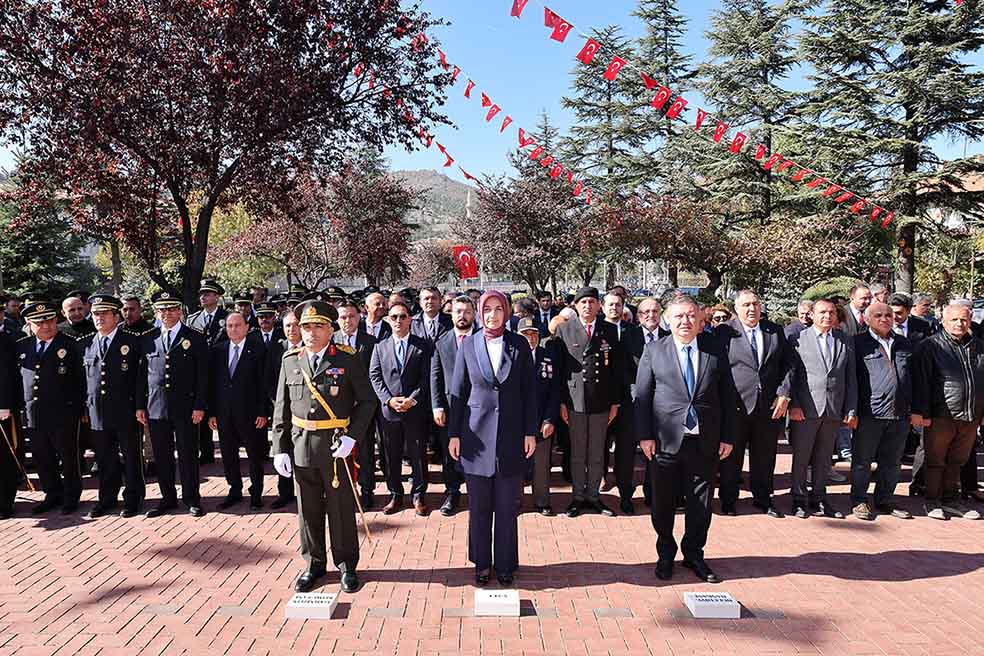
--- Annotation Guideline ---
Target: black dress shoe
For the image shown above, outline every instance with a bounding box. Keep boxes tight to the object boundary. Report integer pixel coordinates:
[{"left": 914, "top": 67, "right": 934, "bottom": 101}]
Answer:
[
  {"left": 793, "top": 506, "right": 810, "bottom": 519},
  {"left": 655, "top": 560, "right": 674, "bottom": 580},
  {"left": 145, "top": 503, "right": 176, "bottom": 518},
  {"left": 32, "top": 499, "right": 62, "bottom": 515},
  {"left": 270, "top": 496, "right": 293, "bottom": 509},
  {"left": 764, "top": 506, "right": 784, "bottom": 518},
  {"left": 217, "top": 494, "right": 242, "bottom": 510},
  {"left": 496, "top": 573, "right": 514, "bottom": 587},
  {"left": 475, "top": 569, "right": 491, "bottom": 586},
  {"left": 721, "top": 502, "right": 737, "bottom": 516},
  {"left": 565, "top": 501, "right": 582, "bottom": 518},
  {"left": 340, "top": 571, "right": 360, "bottom": 593},
  {"left": 440, "top": 493, "right": 459, "bottom": 517},
  {"left": 249, "top": 498, "right": 263, "bottom": 510},
  {"left": 0, "top": 508, "right": 13, "bottom": 520},
  {"left": 188, "top": 505, "right": 205, "bottom": 517},
  {"left": 120, "top": 508, "right": 139, "bottom": 519},
  {"left": 815, "top": 502, "right": 844, "bottom": 519},
  {"left": 295, "top": 570, "right": 326, "bottom": 593},
  {"left": 536, "top": 505, "right": 555, "bottom": 517},
  {"left": 682, "top": 558, "right": 722, "bottom": 584},
  {"left": 586, "top": 499, "right": 615, "bottom": 517},
  {"left": 61, "top": 502, "right": 79, "bottom": 515},
  {"left": 85, "top": 504, "right": 109, "bottom": 519},
  {"left": 619, "top": 498, "right": 634, "bottom": 515}
]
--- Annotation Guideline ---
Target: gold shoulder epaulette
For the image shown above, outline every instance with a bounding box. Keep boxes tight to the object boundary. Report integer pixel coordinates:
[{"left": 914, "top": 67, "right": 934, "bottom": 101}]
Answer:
[
  {"left": 187, "top": 325, "right": 204, "bottom": 334},
  {"left": 336, "top": 344, "right": 355, "bottom": 355},
  {"left": 285, "top": 347, "right": 303, "bottom": 358},
  {"left": 16, "top": 334, "right": 32, "bottom": 343}
]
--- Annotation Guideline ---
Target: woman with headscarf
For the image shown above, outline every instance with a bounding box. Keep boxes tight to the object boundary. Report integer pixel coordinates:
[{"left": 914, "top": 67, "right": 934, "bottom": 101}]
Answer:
[{"left": 448, "top": 290, "right": 538, "bottom": 587}]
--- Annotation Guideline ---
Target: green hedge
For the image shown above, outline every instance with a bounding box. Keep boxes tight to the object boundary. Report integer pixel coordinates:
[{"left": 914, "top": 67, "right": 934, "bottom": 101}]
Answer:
[{"left": 800, "top": 276, "right": 865, "bottom": 302}]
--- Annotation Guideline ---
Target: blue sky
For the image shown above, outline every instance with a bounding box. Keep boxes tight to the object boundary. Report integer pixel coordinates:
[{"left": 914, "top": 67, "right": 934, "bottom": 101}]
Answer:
[{"left": 2, "top": 0, "right": 981, "bottom": 181}]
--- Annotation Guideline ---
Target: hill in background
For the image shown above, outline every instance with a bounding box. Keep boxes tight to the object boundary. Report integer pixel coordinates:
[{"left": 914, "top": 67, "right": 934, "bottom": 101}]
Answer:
[{"left": 392, "top": 169, "right": 472, "bottom": 240}]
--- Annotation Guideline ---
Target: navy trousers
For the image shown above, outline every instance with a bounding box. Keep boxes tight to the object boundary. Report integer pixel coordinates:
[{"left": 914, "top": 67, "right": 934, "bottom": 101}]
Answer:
[{"left": 465, "top": 472, "right": 521, "bottom": 575}]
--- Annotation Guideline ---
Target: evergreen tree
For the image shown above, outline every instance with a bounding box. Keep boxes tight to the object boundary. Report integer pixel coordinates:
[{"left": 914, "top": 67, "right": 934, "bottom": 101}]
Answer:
[
  {"left": 560, "top": 26, "right": 643, "bottom": 193},
  {"left": 799, "top": 0, "right": 984, "bottom": 293}
]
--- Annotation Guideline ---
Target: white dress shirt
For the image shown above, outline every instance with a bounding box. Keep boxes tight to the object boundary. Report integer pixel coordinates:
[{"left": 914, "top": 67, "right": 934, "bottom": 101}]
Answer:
[
  {"left": 486, "top": 335, "right": 504, "bottom": 379},
  {"left": 742, "top": 322, "right": 765, "bottom": 364},
  {"left": 673, "top": 337, "right": 700, "bottom": 434},
  {"left": 391, "top": 334, "right": 409, "bottom": 364},
  {"left": 365, "top": 320, "right": 382, "bottom": 339},
  {"left": 581, "top": 319, "right": 596, "bottom": 338},
  {"left": 305, "top": 343, "right": 329, "bottom": 371},
  {"left": 812, "top": 325, "right": 834, "bottom": 364},
  {"left": 340, "top": 331, "right": 358, "bottom": 349},
  {"left": 259, "top": 330, "right": 275, "bottom": 345},
  {"left": 228, "top": 338, "right": 247, "bottom": 369},
  {"left": 870, "top": 328, "right": 894, "bottom": 358},
  {"left": 894, "top": 319, "right": 909, "bottom": 338}
]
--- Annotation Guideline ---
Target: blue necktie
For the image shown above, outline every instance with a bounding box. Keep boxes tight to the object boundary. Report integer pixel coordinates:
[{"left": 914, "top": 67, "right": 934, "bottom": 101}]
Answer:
[
  {"left": 229, "top": 344, "right": 240, "bottom": 377},
  {"left": 683, "top": 345, "right": 698, "bottom": 430},
  {"left": 748, "top": 328, "right": 759, "bottom": 368},
  {"left": 100, "top": 336, "right": 109, "bottom": 359},
  {"left": 396, "top": 340, "right": 406, "bottom": 371}
]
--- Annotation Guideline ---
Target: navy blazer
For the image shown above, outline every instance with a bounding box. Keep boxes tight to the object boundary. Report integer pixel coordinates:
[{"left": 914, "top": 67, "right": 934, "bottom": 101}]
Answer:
[
  {"left": 136, "top": 324, "right": 209, "bottom": 421},
  {"left": 16, "top": 332, "right": 85, "bottom": 431},
  {"left": 634, "top": 332, "right": 737, "bottom": 458},
  {"left": 368, "top": 333, "right": 431, "bottom": 423},
  {"left": 430, "top": 328, "right": 477, "bottom": 412},
  {"left": 533, "top": 307, "right": 559, "bottom": 337},
  {"left": 532, "top": 341, "right": 563, "bottom": 435},
  {"left": 208, "top": 339, "right": 270, "bottom": 425},
  {"left": 447, "top": 331, "right": 538, "bottom": 478},
  {"left": 410, "top": 312, "right": 451, "bottom": 347}
]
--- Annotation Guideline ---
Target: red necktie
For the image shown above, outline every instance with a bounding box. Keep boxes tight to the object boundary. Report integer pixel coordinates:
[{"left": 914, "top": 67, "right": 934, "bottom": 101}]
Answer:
[
  {"left": 457, "top": 334, "right": 465, "bottom": 346},
  {"left": 586, "top": 323, "right": 593, "bottom": 340}
]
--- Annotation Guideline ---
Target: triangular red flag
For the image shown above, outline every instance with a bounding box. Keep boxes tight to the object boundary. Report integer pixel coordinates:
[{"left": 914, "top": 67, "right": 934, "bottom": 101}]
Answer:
[
  {"left": 485, "top": 105, "right": 502, "bottom": 122},
  {"left": 640, "top": 72, "right": 659, "bottom": 90},
  {"left": 464, "top": 80, "right": 475, "bottom": 98},
  {"left": 438, "top": 49, "right": 449, "bottom": 70},
  {"left": 500, "top": 116, "right": 513, "bottom": 133},
  {"left": 518, "top": 128, "right": 536, "bottom": 148},
  {"left": 460, "top": 166, "right": 478, "bottom": 182},
  {"left": 481, "top": 93, "right": 492, "bottom": 108},
  {"left": 451, "top": 66, "right": 461, "bottom": 82}
]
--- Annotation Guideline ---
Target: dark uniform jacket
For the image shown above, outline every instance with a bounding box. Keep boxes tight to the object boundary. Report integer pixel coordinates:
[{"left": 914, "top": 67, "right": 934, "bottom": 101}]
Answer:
[
  {"left": 555, "top": 318, "right": 622, "bottom": 414},
  {"left": 271, "top": 343, "right": 378, "bottom": 468},
  {"left": 532, "top": 340, "right": 563, "bottom": 435},
  {"left": 136, "top": 324, "right": 209, "bottom": 421},
  {"left": 333, "top": 330, "right": 376, "bottom": 373},
  {"left": 16, "top": 332, "right": 85, "bottom": 430},
  {"left": 125, "top": 318, "right": 155, "bottom": 335},
  {"left": 854, "top": 332, "right": 914, "bottom": 419},
  {"left": 58, "top": 318, "right": 96, "bottom": 339},
  {"left": 251, "top": 327, "right": 286, "bottom": 350},
  {"left": 0, "top": 330, "right": 21, "bottom": 412},
  {"left": 186, "top": 306, "right": 229, "bottom": 345},
  {"left": 79, "top": 329, "right": 142, "bottom": 432},
  {"left": 209, "top": 339, "right": 271, "bottom": 425}
]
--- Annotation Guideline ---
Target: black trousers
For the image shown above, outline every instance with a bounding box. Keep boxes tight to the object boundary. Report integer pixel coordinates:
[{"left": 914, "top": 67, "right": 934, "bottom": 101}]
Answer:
[
  {"left": 380, "top": 416, "right": 428, "bottom": 500},
  {"left": 149, "top": 417, "right": 201, "bottom": 507},
  {"left": 294, "top": 461, "right": 359, "bottom": 573},
  {"left": 90, "top": 423, "right": 144, "bottom": 510},
  {"left": 356, "top": 410, "right": 382, "bottom": 495},
  {"left": 719, "top": 407, "right": 782, "bottom": 506},
  {"left": 961, "top": 431, "right": 981, "bottom": 493},
  {"left": 605, "top": 404, "right": 637, "bottom": 500},
  {"left": 465, "top": 472, "right": 521, "bottom": 575},
  {"left": 26, "top": 418, "right": 82, "bottom": 505},
  {"left": 0, "top": 414, "right": 20, "bottom": 512},
  {"left": 435, "top": 424, "right": 463, "bottom": 494},
  {"left": 217, "top": 418, "right": 268, "bottom": 500},
  {"left": 198, "top": 421, "right": 215, "bottom": 462},
  {"left": 649, "top": 437, "right": 715, "bottom": 563}
]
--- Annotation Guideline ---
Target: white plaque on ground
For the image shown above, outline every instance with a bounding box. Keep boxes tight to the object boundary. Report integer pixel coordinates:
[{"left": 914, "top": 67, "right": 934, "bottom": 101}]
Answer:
[
  {"left": 285, "top": 592, "right": 338, "bottom": 620},
  {"left": 474, "top": 590, "right": 520, "bottom": 617},
  {"left": 683, "top": 591, "right": 740, "bottom": 619}
]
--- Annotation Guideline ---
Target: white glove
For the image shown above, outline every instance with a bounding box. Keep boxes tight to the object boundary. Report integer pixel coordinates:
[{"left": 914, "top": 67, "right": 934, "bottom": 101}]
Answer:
[
  {"left": 331, "top": 435, "right": 356, "bottom": 459},
  {"left": 273, "top": 453, "right": 293, "bottom": 478},
  {"left": 0, "top": 409, "right": 10, "bottom": 421}
]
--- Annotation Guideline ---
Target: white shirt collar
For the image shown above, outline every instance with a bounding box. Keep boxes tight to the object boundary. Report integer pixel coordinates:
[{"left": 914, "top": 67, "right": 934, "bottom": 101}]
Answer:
[
  {"left": 812, "top": 325, "right": 830, "bottom": 338},
  {"left": 673, "top": 336, "right": 697, "bottom": 351},
  {"left": 229, "top": 337, "right": 247, "bottom": 348},
  {"left": 305, "top": 343, "right": 329, "bottom": 363}
]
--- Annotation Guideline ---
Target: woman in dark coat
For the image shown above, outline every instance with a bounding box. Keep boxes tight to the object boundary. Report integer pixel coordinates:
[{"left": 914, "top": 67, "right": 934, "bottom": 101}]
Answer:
[{"left": 448, "top": 290, "right": 538, "bottom": 586}]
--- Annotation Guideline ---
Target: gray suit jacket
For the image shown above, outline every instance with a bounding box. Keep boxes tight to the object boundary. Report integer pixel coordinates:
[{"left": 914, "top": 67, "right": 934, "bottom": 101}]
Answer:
[{"left": 787, "top": 327, "right": 857, "bottom": 420}]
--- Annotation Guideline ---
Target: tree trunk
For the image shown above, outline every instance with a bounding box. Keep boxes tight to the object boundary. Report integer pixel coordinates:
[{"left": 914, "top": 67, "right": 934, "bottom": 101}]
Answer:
[
  {"left": 604, "top": 259, "right": 616, "bottom": 291},
  {"left": 668, "top": 261, "right": 679, "bottom": 288},
  {"left": 108, "top": 239, "right": 123, "bottom": 294},
  {"left": 895, "top": 223, "right": 916, "bottom": 294},
  {"left": 702, "top": 269, "right": 723, "bottom": 297}
]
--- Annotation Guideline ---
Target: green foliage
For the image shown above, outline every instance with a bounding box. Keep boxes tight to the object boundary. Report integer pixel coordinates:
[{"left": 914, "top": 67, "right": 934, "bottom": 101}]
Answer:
[{"left": 801, "top": 276, "right": 865, "bottom": 302}]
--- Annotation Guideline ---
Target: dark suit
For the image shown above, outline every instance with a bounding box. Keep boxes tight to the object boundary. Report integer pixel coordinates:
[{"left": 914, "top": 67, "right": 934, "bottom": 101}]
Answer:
[
  {"left": 209, "top": 339, "right": 270, "bottom": 501},
  {"left": 605, "top": 321, "right": 640, "bottom": 500},
  {"left": 534, "top": 307, "right": 559, "bottom": 337},
  {"left": 784, "top": 319, "right": 809, "bottom": 338},
  {"left": 715, "top": 319, "right": 793, "bottom": 508},
  {"left": 840, "top": 306, "right": 867, "bottom": 337},
  {"left": 80, "top": 329, "right": 144, "bottom": 511},
  {"left": 265, "top": 338, "right": 303, "bottom": 500},
  {"left": 530, "top": 340, "right": 563, "bottom": 507},
  {"left": 634, "top": 332, "right": 737, "bottom": 563},
  {"left": 58, "top": 318, "right": 96, "bottom": 338},
  {"left": 334, "top": 330, "right": 378, "bottom": 495},
  {"left": 361, "top": 318, "right": 392, "bottom": 342},
  {"left": 137, "top": 324, "right": 209, "bottom": 508},
  {"left": 17, "top": 332, "right": 86, "bottom": 507},
  {"left": 410, "top": 312, "right": 451, "bottom": 346},
  {"left": 0, "top": 330, "right": 22, "bottom": 514},
  {"left": 555, "top": 318, "right": 622, "bottom": 502},
  {"left": 186, "top": 307, "right": 227, "bottom": 462},
  {"left": 429, "top": 329, "right": 474, "bottom": 495},
  {"left": 448, "top": 331, "right": 538, "bottom": 575},
  {"left": 368, "top": 334, "right": 431, "bottom": 501},
  {"left": 896, "top": 315, "right": 931, "bottom": 344}
]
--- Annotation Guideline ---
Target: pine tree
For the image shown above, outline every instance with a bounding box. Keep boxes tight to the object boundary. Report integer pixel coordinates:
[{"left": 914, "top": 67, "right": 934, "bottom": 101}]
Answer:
[
  {"left": 799, "top": 0, "right": 984, "bottom": 293},
  {"left": 560, "top": 25, "right": 643, "bottom": 194}
]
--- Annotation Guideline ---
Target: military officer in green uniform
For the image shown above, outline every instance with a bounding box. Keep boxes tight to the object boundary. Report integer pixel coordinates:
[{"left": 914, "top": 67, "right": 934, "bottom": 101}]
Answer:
[{"left": 272, "top": 300, "right": 377, "bottom": 593}]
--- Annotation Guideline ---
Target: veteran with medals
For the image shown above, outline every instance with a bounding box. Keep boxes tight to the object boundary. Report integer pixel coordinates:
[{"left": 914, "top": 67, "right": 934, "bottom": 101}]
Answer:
[{"left": 272, "top": 301, "right": 378, "bottom": 594}]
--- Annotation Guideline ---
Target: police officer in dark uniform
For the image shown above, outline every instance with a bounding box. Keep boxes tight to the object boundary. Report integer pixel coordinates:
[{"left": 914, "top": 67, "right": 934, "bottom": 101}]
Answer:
[
  {"left": 0, "top": 320, "right": 22, "bottom": 519},
  {"left": 16, "top": 300, "right": 86, "bottom": 514},
  {"left": 187, "top": 279, "right": 229, "bottom": 346},
  {"left": 234, "top": 291, "right": 261, "bottom": 330},
  {"left": 79, "top": 295, "right": 145, "bottom": 518},
  {"left": 272, "top": 301, "right": 378, "bottom": 594},
  {"left": 137, "top": 291, "right": 209, "bottom": 517}
]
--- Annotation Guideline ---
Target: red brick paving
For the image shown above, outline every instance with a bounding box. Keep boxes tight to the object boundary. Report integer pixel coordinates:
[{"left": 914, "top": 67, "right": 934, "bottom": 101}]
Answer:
[{"left": 2, "top": 447, "right": 983, "bottom": 656}]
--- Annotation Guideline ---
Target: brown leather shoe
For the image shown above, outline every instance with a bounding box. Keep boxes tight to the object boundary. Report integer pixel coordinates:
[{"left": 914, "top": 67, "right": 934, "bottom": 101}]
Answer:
[
  {"left": 382, "top": 496, "right": 403, "bottom": 515},
  {"left": 414, "top": 498, "right": 429, "bottom": 516}
]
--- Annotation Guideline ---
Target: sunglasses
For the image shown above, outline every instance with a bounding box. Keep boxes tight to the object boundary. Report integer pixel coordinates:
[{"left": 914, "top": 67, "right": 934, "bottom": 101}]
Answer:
[
  {"left": 388, "top": 313, "right": 409, "bottom": 320},
  {"left": 712, "top": 315, "right": 729, "bottom": 321}
]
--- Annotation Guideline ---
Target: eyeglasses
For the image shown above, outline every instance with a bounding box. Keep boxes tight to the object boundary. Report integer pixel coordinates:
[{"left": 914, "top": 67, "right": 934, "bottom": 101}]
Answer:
[
  {"left": 712, "top": 315, "right": 729, "bottom": 322},
  {"left": 388, "top": 313, "right": 409, "bottom": 321}
]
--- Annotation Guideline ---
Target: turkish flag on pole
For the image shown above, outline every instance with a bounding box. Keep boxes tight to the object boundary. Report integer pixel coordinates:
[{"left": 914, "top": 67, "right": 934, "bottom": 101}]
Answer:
[{"left": 453, "top": 246, "right": 479, "bottom": 279}]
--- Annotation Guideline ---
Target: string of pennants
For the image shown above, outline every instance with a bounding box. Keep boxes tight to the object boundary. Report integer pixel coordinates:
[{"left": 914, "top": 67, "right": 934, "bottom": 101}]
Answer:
[{"left": 356, "top": 0, "right": 914, "bottom": 228}]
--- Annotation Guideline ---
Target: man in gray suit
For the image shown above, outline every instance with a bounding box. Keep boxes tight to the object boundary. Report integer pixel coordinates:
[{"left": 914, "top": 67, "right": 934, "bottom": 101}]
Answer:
[{"left": 787, "top": 298, "right": 858, "bottom": 519}]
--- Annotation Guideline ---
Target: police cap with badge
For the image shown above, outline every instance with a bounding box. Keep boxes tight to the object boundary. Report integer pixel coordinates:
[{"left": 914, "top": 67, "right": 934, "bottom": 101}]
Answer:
[
  {"left": 151, "top": 290, "right": 183, "bottom": 310},
  {"left": 22, "top": 299, "right": 58, "bottom": 323}
]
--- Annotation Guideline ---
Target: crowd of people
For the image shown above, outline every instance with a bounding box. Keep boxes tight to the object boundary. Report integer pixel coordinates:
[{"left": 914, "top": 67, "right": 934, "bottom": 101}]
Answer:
[{"left": 0, "top": 278, "right": 982, "bottom": 589}]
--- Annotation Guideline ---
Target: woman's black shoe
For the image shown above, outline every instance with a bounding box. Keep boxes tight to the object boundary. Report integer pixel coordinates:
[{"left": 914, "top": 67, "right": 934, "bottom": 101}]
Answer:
[
  {"left": 496, "top": 573, "right": 514, "bottom": 587},
  {"left": 475, "top": 569, "right": 491, "bottom": 586}
]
